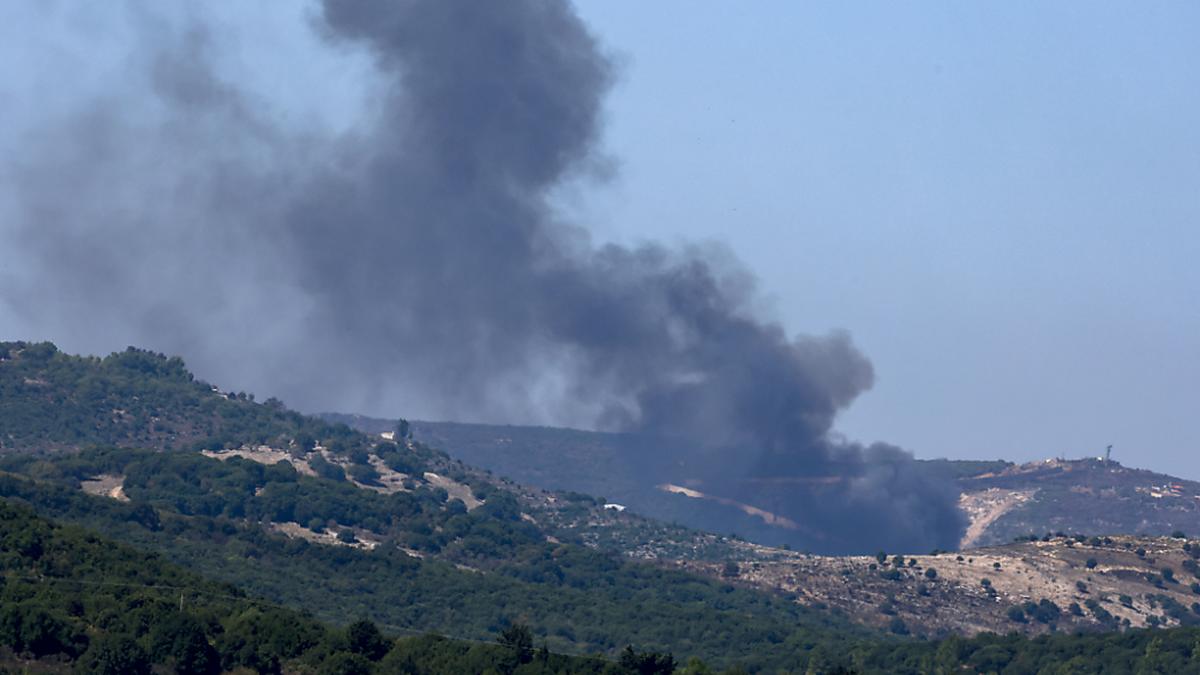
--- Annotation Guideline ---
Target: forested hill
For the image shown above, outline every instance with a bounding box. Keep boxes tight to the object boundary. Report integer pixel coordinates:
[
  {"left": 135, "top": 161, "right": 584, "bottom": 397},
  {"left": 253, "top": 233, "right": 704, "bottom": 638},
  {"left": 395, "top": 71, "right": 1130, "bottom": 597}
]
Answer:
[
  {"left": 0, "top": 341, "right": 368, "bottom": 455},
  {"left": 0, "top": 342, "right": 874, "bottom": 669},
  {"left": 9, "top": 456, "right": 1200, "bottom": 672},
  {"left": 0, "top": 498, "right": 661, "bottom": 674},
  {"left": 15, "top": 342, "right": 1200, "bottom": 671}
]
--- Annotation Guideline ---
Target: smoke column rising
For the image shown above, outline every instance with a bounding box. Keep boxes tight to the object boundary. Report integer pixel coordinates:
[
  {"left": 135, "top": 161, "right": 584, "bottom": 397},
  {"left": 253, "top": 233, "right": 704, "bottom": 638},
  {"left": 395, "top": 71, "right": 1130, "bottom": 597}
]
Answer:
[{"left": 0, "top": 0, "right": 964, "bottom": 552}]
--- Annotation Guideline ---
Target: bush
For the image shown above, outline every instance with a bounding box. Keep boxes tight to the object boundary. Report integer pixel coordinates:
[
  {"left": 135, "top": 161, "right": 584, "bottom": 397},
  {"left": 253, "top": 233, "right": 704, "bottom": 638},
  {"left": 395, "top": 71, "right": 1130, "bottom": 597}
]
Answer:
[
  {"left": 924, "top": 568, "right": 938, "bottom": 580},
  {"left": 1007, "top": 606, "right": 1026, "bottom": 623},
  {"left": 1086, "top": 558, "right": 1098, "bottom": 569}
]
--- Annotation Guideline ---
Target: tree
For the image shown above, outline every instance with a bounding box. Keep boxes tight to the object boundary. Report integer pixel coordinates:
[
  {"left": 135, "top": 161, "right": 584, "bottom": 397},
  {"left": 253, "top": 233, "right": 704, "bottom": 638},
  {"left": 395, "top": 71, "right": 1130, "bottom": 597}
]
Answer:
[
  {"left": 1086, "top": 558, "right": 1098, "bottom": 569},
  {"left": 75, "top": 635, "right": 151, "bottom": 675},
  {"left": 317, "top": 652, "right": 373, "bottom": 675},
  {"left": 619, "top": 645, "right": 677, "bottom": 674},
  {"left": 346, "top": 619, "right": 389, "bottom": 661},
  {"left": 924, "top": 568, "right": 938, "bottom": 580},
  {"left": 721, "top": 561, "right": 740, "bottom": 578},
  {"left": 497, "top": 624, "right": 533, "bottom": 665},
  {"left": 396, "top": 419, "right": 411, "bottom": 440}
]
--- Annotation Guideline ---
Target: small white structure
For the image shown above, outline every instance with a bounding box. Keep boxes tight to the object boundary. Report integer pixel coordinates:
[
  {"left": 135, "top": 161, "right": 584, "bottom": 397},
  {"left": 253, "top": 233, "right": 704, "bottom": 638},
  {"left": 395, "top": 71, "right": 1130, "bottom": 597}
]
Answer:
[
  {"left": 380, "top": 431, "right": 396, "bottom": 441},
  {"left": 603, "top": 503, "right": 627, "bottom": 512}
]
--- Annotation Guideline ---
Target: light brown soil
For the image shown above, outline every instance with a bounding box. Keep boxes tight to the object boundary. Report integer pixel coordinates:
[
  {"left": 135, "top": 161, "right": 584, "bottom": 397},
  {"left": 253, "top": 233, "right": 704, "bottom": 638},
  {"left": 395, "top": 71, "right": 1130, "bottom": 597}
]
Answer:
[{"left": 80, "top": 474, "right": 129, "bottom": 502}]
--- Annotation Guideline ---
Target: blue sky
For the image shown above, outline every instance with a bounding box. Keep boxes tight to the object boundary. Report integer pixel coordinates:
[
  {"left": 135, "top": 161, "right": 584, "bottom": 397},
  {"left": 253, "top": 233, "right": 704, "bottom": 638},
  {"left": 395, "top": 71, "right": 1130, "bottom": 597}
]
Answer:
[
  {"left": 570, "top": 2, "right": 1200, "bottom": 472},
  {"left": 2, "top": 2, "right": 1197, "bottom": 476}
]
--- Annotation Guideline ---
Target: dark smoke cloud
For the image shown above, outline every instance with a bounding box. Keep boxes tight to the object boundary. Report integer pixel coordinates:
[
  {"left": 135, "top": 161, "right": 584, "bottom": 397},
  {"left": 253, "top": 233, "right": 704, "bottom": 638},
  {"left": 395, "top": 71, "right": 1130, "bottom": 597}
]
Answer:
[{"left": 0, "top": 0, "right": 963, "bottom": 553}]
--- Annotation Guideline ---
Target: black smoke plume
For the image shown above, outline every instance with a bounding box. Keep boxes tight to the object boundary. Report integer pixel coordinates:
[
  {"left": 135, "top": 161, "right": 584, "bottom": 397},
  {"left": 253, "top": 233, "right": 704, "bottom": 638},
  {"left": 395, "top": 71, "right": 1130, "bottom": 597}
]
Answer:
[{"left": 0, "top": 0, "right": 964, "bottom": 553}]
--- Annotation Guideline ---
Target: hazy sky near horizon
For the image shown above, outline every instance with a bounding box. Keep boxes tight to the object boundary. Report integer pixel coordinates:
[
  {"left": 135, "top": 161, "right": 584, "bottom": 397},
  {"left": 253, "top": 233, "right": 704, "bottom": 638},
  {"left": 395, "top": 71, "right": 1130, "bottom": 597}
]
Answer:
[{"left": 1, "top": 2, "right": 1197, "bottom": 477}]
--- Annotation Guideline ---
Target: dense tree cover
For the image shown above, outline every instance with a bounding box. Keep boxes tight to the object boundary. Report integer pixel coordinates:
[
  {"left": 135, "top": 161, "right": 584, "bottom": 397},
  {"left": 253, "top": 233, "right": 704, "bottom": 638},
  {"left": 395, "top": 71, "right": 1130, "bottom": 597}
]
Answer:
[
  {"left": 0, "top": 343, "right": 432, "bottom": 467},
  {"left": 12, "top": 489, "right": 1200, "bottom": 674},
  {"left": 0, "top": 466, "right": 867, "bottom": 671},
  {"left": 0, "top": 499, "right": 711, "bottom": 673}
]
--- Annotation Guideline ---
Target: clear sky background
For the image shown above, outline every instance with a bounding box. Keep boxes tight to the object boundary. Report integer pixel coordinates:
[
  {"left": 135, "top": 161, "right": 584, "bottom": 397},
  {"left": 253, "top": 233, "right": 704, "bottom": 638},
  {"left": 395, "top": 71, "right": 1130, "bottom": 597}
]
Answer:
[{"left": 2, "top": 2, "right": 1197, "bottom": 476}]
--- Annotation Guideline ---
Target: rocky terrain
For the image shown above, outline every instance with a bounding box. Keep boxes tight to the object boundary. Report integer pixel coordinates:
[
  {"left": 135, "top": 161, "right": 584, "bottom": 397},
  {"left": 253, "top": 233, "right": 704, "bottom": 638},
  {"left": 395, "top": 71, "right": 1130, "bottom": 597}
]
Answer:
[{"left": 690, "top": 533, "right": 1200, "bottom": 638}]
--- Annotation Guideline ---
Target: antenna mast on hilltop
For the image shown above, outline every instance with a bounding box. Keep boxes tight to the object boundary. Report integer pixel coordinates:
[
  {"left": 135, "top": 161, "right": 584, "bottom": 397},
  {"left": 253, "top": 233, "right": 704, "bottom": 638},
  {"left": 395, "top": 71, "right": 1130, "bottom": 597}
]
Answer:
[{"left": 1105, "top": 445, "right": 1112, "bottom": 465}]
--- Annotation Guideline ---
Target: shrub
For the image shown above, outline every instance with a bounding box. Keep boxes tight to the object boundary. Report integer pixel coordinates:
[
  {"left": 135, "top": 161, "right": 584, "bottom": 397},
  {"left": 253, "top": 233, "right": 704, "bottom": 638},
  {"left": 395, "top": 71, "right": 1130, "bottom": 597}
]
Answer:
[
  {"left": 924, "top": 568, "right": 938, "bottom": 580},
  {"left": 1086, "top": 558, "right": 1098, "bottom": 569}
]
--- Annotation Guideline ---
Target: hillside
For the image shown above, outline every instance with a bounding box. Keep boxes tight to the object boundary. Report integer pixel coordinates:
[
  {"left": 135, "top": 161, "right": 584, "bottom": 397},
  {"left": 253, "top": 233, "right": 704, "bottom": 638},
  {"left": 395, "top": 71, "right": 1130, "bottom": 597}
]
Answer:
[
  {"left": 957, "top": 457, "right": 1200, "bottom": 547},
  {"left": 688, "top": 531, "right": 1200, "bottom": 639},
  {"left": 12, "top": 492, "right": 1200, "bottom": 673},
  {"left": 0, "top": 343, "right": 876, "bottom": 670},
  {"left": 0, "top": 497, "right": 671, "bottom": 674},
  {"left": 17, "top": 343, "right": 1200, "bottom": 671},
  {"left": 326, "top": 415, "right": 1200, "bottom": 554}
]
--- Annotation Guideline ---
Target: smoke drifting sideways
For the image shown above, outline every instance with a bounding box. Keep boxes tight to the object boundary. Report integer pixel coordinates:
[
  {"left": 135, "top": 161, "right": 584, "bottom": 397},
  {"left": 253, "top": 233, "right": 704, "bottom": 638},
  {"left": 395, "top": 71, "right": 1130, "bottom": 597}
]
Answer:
[{"left": 0, "top": 0, "right": 964, "bottom": 553}]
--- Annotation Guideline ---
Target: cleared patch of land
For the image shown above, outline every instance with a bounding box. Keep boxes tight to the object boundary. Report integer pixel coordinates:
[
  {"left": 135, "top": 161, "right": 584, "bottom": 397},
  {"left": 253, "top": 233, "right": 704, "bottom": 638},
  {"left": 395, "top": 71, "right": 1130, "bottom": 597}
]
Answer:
[
  {"left": 959, "top": 488, "right": 1037, "bottom": 548},
  {"left": 269, "top": 521, "right": 380, "bottom": 551},
  {"left": 80, "top": 474, "right": 129, "bottom": 502}
]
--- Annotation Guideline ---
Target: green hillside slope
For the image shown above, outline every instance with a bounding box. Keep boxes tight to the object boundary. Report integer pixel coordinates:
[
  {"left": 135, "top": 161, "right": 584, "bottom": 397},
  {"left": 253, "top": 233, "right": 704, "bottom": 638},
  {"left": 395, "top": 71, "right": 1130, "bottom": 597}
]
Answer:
[{"left": 0, "top": 498, "right": 631, "bottom": 674}]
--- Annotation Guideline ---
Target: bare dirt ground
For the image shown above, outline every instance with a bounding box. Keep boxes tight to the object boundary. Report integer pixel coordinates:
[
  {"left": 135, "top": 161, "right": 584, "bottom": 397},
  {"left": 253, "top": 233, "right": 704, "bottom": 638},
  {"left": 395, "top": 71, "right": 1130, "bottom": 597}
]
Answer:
[
  {"left": 80, "top": 474, "right": 129, "bottom": 502},
  {"left": 201, "top": 446, "right": 316, "bottom": 476},
  {"left": 423, "top": 471, "right": 483, "bottom": 510},
  {"left": 959, "top": 488, "right": 1038, "bottom": 548},
  {"left": 268, "top": 521, "right": 380, "bottom": 551}
]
